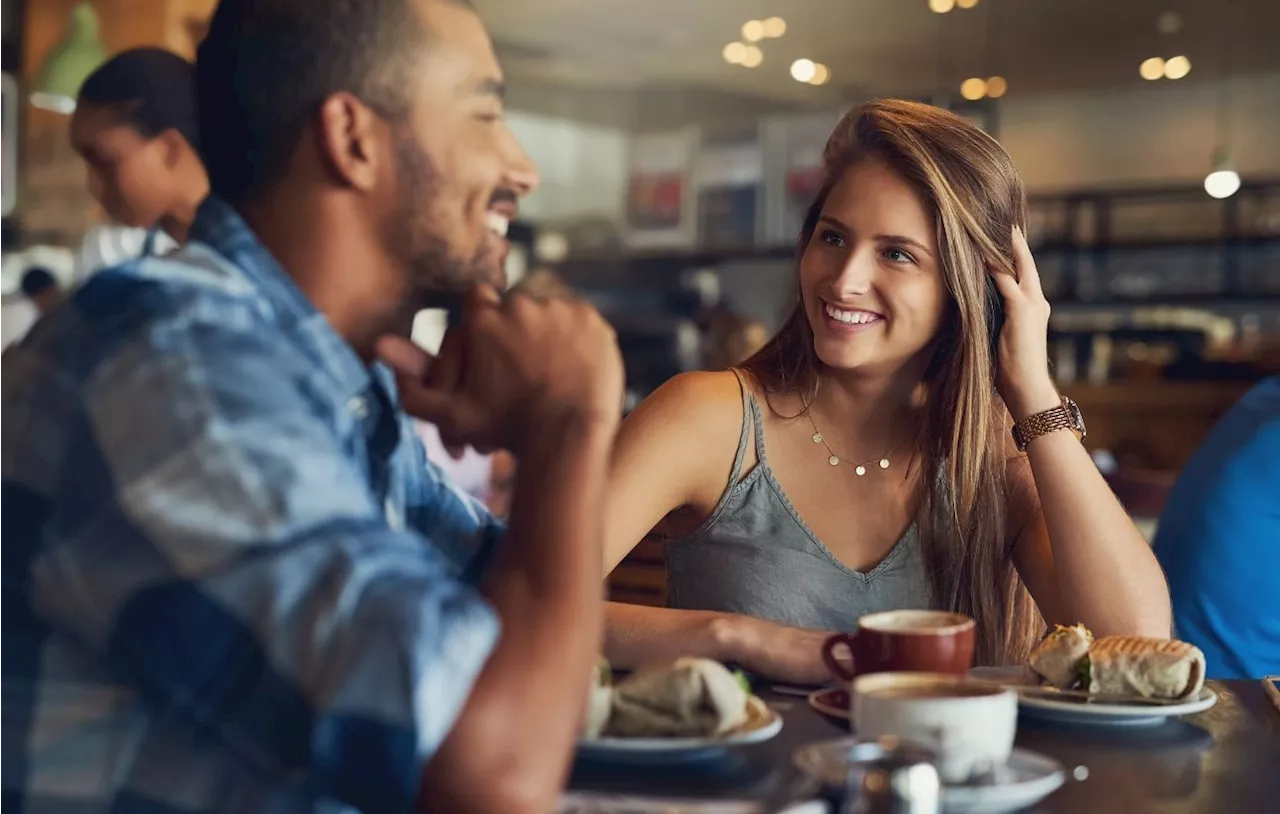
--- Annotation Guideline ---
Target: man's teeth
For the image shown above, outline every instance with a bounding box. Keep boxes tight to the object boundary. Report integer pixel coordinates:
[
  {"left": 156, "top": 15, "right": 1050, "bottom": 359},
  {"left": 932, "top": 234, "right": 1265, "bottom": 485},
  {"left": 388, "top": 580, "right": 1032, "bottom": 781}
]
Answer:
[
  {"left": 485, "top": 212, "right": 510, "bottom": 237},
  {"left": 825, "top": 304, "right": 880, "bottom": 325}
]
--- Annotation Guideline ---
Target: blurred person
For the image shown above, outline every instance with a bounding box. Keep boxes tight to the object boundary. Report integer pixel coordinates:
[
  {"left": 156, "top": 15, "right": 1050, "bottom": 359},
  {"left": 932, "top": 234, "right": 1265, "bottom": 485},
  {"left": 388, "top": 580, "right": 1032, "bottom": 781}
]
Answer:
[
  {"left": 70, "top": 47, "right": 209, "bottom": 270},
  {"left": 601, "top": 100, "right": 1171, "bottom": 683},
  {"left": 3, "top": 5, "right": 622, "bottom": 814},
  {"left": 18, "top": 266, "right": 64, "bottom": 316},
  {"left": 1153, "top": 376, "right": 1280, "bottom": 679},
  {"left": 705, "top": 306, "right": 769, "bottom": 370}
]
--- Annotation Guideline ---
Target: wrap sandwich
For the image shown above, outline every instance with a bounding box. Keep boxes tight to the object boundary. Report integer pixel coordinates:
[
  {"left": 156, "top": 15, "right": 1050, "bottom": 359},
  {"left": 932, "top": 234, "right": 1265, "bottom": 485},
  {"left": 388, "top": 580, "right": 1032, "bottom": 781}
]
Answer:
[
  {"left": 1087, "top": 636, "right": 1206, "bottom": 700},
  {"left": 606, "top": 657, "right": 750, "bottom": 738}
]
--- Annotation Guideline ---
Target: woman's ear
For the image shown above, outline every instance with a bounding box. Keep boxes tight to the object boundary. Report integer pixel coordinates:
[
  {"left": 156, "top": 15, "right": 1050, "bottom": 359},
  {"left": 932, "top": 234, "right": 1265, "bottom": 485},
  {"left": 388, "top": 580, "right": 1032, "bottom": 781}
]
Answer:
[{"left": 159, "top": 128, "right": 188, "bottom": 169}]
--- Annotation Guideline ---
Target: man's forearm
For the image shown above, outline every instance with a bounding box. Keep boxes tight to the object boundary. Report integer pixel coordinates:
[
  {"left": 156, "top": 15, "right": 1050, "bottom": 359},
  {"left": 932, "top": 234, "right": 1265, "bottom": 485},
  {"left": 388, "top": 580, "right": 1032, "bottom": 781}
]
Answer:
[{"left": 422, "top": 415, "right": 614, "bottom": 814}]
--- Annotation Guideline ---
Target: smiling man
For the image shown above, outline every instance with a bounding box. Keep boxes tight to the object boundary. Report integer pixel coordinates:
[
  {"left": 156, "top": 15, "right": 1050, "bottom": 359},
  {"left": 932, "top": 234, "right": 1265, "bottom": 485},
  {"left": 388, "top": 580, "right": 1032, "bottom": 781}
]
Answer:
[{"left": 2, "top": 1, "right": 622, "bottom": 813}]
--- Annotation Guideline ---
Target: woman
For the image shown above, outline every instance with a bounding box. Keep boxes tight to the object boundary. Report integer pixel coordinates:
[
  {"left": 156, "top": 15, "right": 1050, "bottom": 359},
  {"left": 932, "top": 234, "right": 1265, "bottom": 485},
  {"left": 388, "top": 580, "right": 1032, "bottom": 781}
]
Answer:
[
  {"left": 70, "top": 47, "right": 209, "bottom": 270},
  {"left": 603, "top": 100, "right": 1170, "bottom": 683}
]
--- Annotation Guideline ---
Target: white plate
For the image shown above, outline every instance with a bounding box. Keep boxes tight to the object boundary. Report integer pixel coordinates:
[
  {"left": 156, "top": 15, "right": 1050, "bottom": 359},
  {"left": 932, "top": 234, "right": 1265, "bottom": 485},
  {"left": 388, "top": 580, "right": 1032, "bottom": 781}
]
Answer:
[
  {"left": 577, "top": 703, "right": 783, "bottom": 763},
  {"left": 807, "top": 688, "right": 849, "bottom": 721},
  {"left": 793, "top": 737, "right": 1064, "bottom": 814},
  {"left": 969, "top": 666, "right": 1218, "bottom": 726}
]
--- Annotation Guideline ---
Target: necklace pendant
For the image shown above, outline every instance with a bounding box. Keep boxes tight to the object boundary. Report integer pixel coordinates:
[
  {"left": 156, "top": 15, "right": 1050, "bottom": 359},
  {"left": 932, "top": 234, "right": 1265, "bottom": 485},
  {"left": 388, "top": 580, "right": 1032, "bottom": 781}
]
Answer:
[
  {"left": 855, "top": 464, "right": 867, "bottom": 476},
  {"left": 828, "top": 455, "right": 840, "bottom": 466},
  {"left": 812, "top": 432, "right": 824, "bottom": 444},
  {"left": 879, "top": 458, "right": 891, "bottom": 469}
]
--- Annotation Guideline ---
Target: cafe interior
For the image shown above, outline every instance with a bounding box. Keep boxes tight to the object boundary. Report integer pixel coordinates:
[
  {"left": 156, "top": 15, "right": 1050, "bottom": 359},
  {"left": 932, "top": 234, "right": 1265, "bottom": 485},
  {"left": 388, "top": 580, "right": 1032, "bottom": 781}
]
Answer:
[{"left": 2, "top": 0, "right": 1278, "bottom": 813}]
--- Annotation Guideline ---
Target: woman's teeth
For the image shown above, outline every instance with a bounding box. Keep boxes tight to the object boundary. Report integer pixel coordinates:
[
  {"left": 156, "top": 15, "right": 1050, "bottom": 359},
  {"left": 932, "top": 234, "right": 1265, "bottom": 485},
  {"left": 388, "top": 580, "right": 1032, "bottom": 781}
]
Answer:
[
  {"left": 485, "top": 211, "right": 510, "bottom": 237},
  {"left": 824, "top": 303, "right": 881, "bottom": 325}
]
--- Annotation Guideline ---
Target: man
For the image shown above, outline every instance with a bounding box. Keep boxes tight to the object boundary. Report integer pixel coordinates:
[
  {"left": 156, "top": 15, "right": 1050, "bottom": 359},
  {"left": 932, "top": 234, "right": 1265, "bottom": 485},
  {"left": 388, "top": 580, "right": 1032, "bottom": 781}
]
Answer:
[
  {"left": 1153, "top": 376, "right": 1280, "bottom": 679},
  {"left": 18, "top": 266, "right": 63, "bottom": 315},
  {"left": 3, "top": 3, "right": 622, "bottom": 814}
]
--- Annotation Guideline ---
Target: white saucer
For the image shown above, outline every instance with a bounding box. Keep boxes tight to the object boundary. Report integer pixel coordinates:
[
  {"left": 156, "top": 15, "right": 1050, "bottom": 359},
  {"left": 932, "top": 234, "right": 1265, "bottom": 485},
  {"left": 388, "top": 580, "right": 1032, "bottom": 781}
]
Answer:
[
  {"left": 793, "top": 737, "right": 1065, "bottom": 814},
  {"left": 969, "top": 666, "right": 1218, "bottom": 726}
]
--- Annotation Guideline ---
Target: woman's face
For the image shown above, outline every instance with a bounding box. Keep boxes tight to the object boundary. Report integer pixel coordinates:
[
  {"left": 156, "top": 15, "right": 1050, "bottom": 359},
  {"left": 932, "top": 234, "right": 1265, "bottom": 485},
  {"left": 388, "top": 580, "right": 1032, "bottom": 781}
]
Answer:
[
  {"left": 70, "top": 103, "right": 176, "bottom": 228},
  {"left": 799, "top": 159, "right": 949, "bottom": 376}
]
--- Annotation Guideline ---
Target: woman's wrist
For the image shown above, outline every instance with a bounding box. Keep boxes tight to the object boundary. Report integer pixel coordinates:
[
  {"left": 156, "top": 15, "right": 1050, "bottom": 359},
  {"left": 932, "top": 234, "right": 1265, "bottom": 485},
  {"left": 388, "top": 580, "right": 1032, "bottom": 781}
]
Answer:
[{"left": 1006, "top": 379, "right": 1061, "bottom": 423}]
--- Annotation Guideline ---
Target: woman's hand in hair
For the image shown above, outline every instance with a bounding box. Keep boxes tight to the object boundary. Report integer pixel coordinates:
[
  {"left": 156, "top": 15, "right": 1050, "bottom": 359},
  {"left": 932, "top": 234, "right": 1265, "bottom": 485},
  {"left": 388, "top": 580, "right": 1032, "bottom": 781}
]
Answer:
[{"left": 992, "top": 226, "right": 1060, "bottom": 422}]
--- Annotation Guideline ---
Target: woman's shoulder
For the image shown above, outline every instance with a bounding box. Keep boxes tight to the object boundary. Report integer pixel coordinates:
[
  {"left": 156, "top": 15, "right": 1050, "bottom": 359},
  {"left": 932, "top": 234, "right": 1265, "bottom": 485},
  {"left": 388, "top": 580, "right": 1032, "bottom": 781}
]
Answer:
[{"left": 626, "top": 369, "right": 751, "bottom": 436}]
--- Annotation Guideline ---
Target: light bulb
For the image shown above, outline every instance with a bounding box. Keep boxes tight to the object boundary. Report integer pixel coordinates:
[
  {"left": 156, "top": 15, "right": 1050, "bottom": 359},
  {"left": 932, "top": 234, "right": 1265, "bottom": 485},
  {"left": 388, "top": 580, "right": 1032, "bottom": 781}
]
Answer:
[
  {"left": 1204, "top": 169, "right": 1241, "bottom": 199},
  {"left": 1164, "top": 55, "right": 1191, "bottom": 80},
  {"left": 809, "top": 63, "right": 831, "bottom": 86},
  {"left": 1140, "top": 57, "right": 1165, "bottom": 80},
  {"left": 986, "top": 76, "right": 1008, "bottom": 98},
  {"left": 957, "top": 0, "right": 980, "bottom": 8},
  {"left": 791, "top": 59, "right": 817, "bottom": 83},
  {"left": 742, "top": 20, "right": 764, "bottom": 42},
  {"left": 762, "top": 17, "right": 787, "bottom": 38},
  {"left": 929, "top": 0, "right": 956, "bottom": 13},
  {"left": 723, "top": 42, "right": 746, "bottom": 64},
  {"left": 960, "top": 77, "right": 987, "bottom": 100},
  {"left": 741, "top": 45, "right": 763, "bottom": 68}
]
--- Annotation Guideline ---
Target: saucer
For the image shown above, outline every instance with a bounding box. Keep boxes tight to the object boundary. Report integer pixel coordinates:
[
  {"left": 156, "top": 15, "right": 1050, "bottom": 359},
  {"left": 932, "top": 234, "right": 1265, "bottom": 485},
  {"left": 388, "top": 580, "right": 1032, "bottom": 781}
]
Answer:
[
  {"left": 807, "top": 688, "right": 849, "bottom": 721},
  {"left": 793, "top": 738, "right": 1065, "bottom": 814}
]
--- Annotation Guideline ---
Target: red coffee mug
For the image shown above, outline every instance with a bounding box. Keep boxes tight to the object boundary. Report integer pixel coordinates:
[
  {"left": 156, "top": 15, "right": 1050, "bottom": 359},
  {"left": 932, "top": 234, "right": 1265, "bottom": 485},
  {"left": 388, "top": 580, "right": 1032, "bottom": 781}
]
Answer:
[{"left": 821, "top": 610, "right": 976, "bottom": 682}]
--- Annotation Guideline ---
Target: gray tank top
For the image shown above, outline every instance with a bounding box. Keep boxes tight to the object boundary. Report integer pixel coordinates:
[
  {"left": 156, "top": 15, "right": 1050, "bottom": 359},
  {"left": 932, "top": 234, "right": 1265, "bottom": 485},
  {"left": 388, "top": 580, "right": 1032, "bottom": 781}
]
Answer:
[{"left": 664, "top": 370, "right": 936, "bottom": 631}]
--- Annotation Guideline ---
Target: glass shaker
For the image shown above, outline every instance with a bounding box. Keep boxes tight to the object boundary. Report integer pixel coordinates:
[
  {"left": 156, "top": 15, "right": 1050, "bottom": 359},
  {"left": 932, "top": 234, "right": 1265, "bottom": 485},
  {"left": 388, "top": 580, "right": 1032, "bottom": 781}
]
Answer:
[{"left": 842, "top": 739, "right": 941, "bottom": 814}]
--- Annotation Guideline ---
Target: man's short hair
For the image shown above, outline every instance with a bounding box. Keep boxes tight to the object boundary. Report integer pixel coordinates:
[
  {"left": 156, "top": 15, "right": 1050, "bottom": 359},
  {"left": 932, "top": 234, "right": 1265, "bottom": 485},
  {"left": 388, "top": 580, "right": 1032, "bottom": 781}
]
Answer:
[
  {"left": 196, "top": 0, "right": 468, "bottom": 204},
  {"left": 20, "top": 267, "right": 58, "bottom": 298}
]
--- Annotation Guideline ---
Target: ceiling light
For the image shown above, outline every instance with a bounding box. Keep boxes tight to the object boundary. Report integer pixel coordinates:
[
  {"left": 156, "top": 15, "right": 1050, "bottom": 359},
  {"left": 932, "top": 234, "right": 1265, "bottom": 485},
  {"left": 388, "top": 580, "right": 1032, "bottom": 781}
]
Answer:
[
  {"left": 741, "top": 45, "right": 764, "bottom": 68},
  {"left": 1205, "top": 149, "right": 1241, "bottom": 199},
  {"left": 762, "top": 17, "right": 787, "bottom": 38},
  {"left": 723, "top": 42, "right": 747, "bottom": 64},
  {"left": 809, "top": 63, "right": 831, "bottom": 86},
  {"left": 1139, "top": 56, "right": 1165, "bottom": 80},
  {"left": 742, "top": 20, "right": 765, "bottom": 42},
  {"left": 986, "top": 75, "right": 1008, "bottom": 98},
  {"left": 1205, "top": 168, "right": 1241, "bottom": 199},
  {"left": 957, "top": 0, "right": 980, "bottom": 8},
  {"left": 960, "top": 77, "right": 987, "bottom": 100},
  {"left": 791, "top": 59, "right": 817, "bottom": 83},
  {"left": 929, "top": 0, "right": 956, "bottom": 13},
  {"left": 1157, "top": 11, "right": 1183, "bottom": 35},
  {"left": 1164, "top": 55, "right": 1191, "bottom": 80}
]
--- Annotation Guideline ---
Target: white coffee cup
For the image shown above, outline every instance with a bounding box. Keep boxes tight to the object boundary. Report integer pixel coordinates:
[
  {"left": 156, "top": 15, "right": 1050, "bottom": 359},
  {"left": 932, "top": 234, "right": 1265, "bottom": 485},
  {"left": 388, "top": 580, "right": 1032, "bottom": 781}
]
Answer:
[{"left": 852, "top": 671, "right": 1017, "bottom": 784}]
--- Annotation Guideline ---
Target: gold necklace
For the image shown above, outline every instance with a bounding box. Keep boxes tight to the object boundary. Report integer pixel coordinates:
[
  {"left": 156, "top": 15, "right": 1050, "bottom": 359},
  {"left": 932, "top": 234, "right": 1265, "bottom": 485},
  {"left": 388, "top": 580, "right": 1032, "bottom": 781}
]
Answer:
[{"left": 804, "top": 409, "right": 892, "bottom": 476}]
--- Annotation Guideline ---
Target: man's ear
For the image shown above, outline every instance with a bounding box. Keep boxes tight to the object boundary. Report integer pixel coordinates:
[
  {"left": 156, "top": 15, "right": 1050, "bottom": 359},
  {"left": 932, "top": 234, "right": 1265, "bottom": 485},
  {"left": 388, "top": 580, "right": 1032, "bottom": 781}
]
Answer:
[
  {"left": 314, "top": 92, "right": 386, "bottom": 192},
  {"left": 158, "top": 128, "right": 190, "bottom": 169}
]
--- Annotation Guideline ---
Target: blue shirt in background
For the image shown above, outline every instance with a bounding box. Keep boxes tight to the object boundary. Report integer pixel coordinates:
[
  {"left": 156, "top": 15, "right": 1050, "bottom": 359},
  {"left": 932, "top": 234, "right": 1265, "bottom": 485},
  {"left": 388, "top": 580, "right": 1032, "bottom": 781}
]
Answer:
[
  {"left": 2, "top": 197, "right": 503, "bottom": 813},
  {"left": 1153, "top": 376, "right": 1280, "bottom": 680}
]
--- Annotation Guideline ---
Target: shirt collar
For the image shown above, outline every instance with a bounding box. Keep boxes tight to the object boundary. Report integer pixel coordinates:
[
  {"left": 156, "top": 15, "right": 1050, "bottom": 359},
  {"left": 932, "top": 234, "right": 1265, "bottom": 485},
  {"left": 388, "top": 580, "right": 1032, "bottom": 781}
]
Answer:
[{"left": 189, "top": 195, "right": 379, "bottom": 403}]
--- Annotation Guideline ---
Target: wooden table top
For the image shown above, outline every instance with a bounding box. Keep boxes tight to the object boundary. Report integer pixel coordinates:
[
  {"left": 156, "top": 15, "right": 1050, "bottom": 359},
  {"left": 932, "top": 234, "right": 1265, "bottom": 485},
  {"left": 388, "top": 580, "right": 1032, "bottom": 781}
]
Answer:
[{"left": 570, "top": 680, "right": 1280, "bottom": 813}]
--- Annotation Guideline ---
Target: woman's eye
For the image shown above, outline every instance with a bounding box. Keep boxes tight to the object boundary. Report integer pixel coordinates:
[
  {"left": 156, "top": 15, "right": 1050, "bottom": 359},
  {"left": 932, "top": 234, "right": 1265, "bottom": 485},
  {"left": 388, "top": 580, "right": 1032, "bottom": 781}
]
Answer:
[
  {"left": 820, "top": 230, "right": 846, "bottom": 248},
  {"left": 884, "top": 247, "right": 916, "bottom": 264}
]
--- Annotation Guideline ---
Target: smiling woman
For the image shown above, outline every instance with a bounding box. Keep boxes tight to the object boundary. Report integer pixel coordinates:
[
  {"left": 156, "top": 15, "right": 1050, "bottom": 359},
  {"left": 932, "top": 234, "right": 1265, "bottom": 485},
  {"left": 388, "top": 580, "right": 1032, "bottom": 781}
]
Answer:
[{"left": 601, "top": 99, "right": 1172, "bottom": 683}]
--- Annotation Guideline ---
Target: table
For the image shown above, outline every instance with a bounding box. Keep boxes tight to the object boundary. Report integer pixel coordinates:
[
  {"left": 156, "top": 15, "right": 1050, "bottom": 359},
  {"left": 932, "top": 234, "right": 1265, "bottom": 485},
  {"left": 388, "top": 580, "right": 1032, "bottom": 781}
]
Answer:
[{"left": 570, "top": 680, "right": 1280, "bottom": 813}]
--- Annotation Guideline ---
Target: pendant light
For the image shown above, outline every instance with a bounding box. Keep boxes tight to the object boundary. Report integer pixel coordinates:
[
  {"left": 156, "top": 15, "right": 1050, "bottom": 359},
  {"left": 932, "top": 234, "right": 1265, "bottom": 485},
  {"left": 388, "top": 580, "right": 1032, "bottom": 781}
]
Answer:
[
  {"left": 30, "top": 3, "right": 107, "bottom": 114},
  {"left": 1204, "top": 2, "right": 1239, "bottom": 199}
]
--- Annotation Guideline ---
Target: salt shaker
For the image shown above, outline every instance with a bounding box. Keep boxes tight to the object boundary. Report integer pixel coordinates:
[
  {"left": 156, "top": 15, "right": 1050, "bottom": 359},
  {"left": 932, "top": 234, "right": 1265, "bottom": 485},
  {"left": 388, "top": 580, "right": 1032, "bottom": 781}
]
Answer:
[{"left": 843, "top": 740, "right": 941, "bottom": 814}]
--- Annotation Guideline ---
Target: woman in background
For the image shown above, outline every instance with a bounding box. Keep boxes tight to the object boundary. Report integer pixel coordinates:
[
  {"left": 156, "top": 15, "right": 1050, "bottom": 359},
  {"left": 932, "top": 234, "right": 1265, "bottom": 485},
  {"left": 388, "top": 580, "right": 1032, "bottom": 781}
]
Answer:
[
  {"left": 602, "top": 100, "right": 1170, "bottom": 683},
  {"left": 70, "top": 47, "right": 208, "bottom": 271}
]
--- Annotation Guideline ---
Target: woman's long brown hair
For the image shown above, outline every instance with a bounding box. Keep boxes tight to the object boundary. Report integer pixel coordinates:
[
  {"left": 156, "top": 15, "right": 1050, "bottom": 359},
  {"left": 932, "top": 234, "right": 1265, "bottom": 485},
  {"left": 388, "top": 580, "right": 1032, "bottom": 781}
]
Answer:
[{"left": 743, "top": 99, "right": 1043, "bottom": 665}]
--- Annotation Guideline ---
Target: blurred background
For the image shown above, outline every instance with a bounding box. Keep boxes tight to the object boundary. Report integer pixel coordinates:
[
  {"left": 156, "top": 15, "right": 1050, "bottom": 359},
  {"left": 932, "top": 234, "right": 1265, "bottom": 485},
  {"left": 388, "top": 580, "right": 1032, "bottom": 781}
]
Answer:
[{"left": 3, "top": 1, "right": 1279, "bottom": 597}]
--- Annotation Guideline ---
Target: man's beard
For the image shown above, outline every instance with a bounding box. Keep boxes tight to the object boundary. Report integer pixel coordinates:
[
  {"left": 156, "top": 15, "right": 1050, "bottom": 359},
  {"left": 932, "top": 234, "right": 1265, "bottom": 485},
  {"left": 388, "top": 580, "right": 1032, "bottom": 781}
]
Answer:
[{"left": 387, "top": 124, "right": 505, "bottom": 310}]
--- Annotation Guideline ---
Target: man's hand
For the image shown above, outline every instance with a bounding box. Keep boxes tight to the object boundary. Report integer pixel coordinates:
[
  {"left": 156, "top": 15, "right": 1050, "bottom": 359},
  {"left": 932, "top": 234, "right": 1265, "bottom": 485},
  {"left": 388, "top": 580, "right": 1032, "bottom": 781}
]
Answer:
[{"left": 378, "top": 285, "right": 623, "bottom": 458}]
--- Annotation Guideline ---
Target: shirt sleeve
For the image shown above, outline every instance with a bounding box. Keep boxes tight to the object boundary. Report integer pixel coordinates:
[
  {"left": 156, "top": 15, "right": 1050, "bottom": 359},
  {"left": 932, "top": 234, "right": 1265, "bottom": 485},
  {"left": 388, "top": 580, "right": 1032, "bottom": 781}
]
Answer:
[
  {"left": 403, "top": 425, "right": 505, "bottom": 584},
  {"left": 31, "top": 304, "right": 499, "bottom": 814}
]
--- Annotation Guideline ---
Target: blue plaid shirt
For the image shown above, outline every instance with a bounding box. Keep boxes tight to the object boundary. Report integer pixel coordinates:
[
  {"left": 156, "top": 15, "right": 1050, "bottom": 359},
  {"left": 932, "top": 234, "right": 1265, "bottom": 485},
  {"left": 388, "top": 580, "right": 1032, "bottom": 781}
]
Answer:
[{"left": 2, "top": 198, "right": 504, "bottom": 814}]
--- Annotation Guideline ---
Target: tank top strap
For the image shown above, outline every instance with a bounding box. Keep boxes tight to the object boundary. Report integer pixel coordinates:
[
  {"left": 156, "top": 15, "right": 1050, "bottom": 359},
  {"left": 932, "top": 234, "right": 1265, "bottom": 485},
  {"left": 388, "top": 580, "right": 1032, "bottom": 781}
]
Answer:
[{"left": 726, "top": 368, "right": 756, "bottom": 487}]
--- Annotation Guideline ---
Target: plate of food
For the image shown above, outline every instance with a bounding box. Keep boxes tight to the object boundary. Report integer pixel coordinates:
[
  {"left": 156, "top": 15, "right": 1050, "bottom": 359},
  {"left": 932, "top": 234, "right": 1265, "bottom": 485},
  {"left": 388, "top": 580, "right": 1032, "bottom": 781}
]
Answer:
[
  {"left": 577, "top": 657, "right": 783, "bottom": 762},
  {"left": 970, "top": 624, "right": 1217, "bottom": 726}
]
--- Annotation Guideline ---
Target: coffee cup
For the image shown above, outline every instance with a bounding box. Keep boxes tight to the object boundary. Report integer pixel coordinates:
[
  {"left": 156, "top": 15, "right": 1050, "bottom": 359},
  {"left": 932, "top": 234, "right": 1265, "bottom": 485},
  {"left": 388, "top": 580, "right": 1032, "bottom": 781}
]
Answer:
[
  {"left": 821, "top": 610, "right": 975, "bottom": 681},
  {"left": 852, "top": 671, "right": 1017, "bottom": 784}
]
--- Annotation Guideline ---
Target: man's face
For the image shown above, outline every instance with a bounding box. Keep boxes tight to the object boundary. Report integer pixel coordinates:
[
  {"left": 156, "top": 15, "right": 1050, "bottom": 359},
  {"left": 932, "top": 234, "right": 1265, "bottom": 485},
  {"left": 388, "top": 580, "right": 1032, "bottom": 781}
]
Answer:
[{"left": 385, "top": 0, "right": 538, "bottom": 301}]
